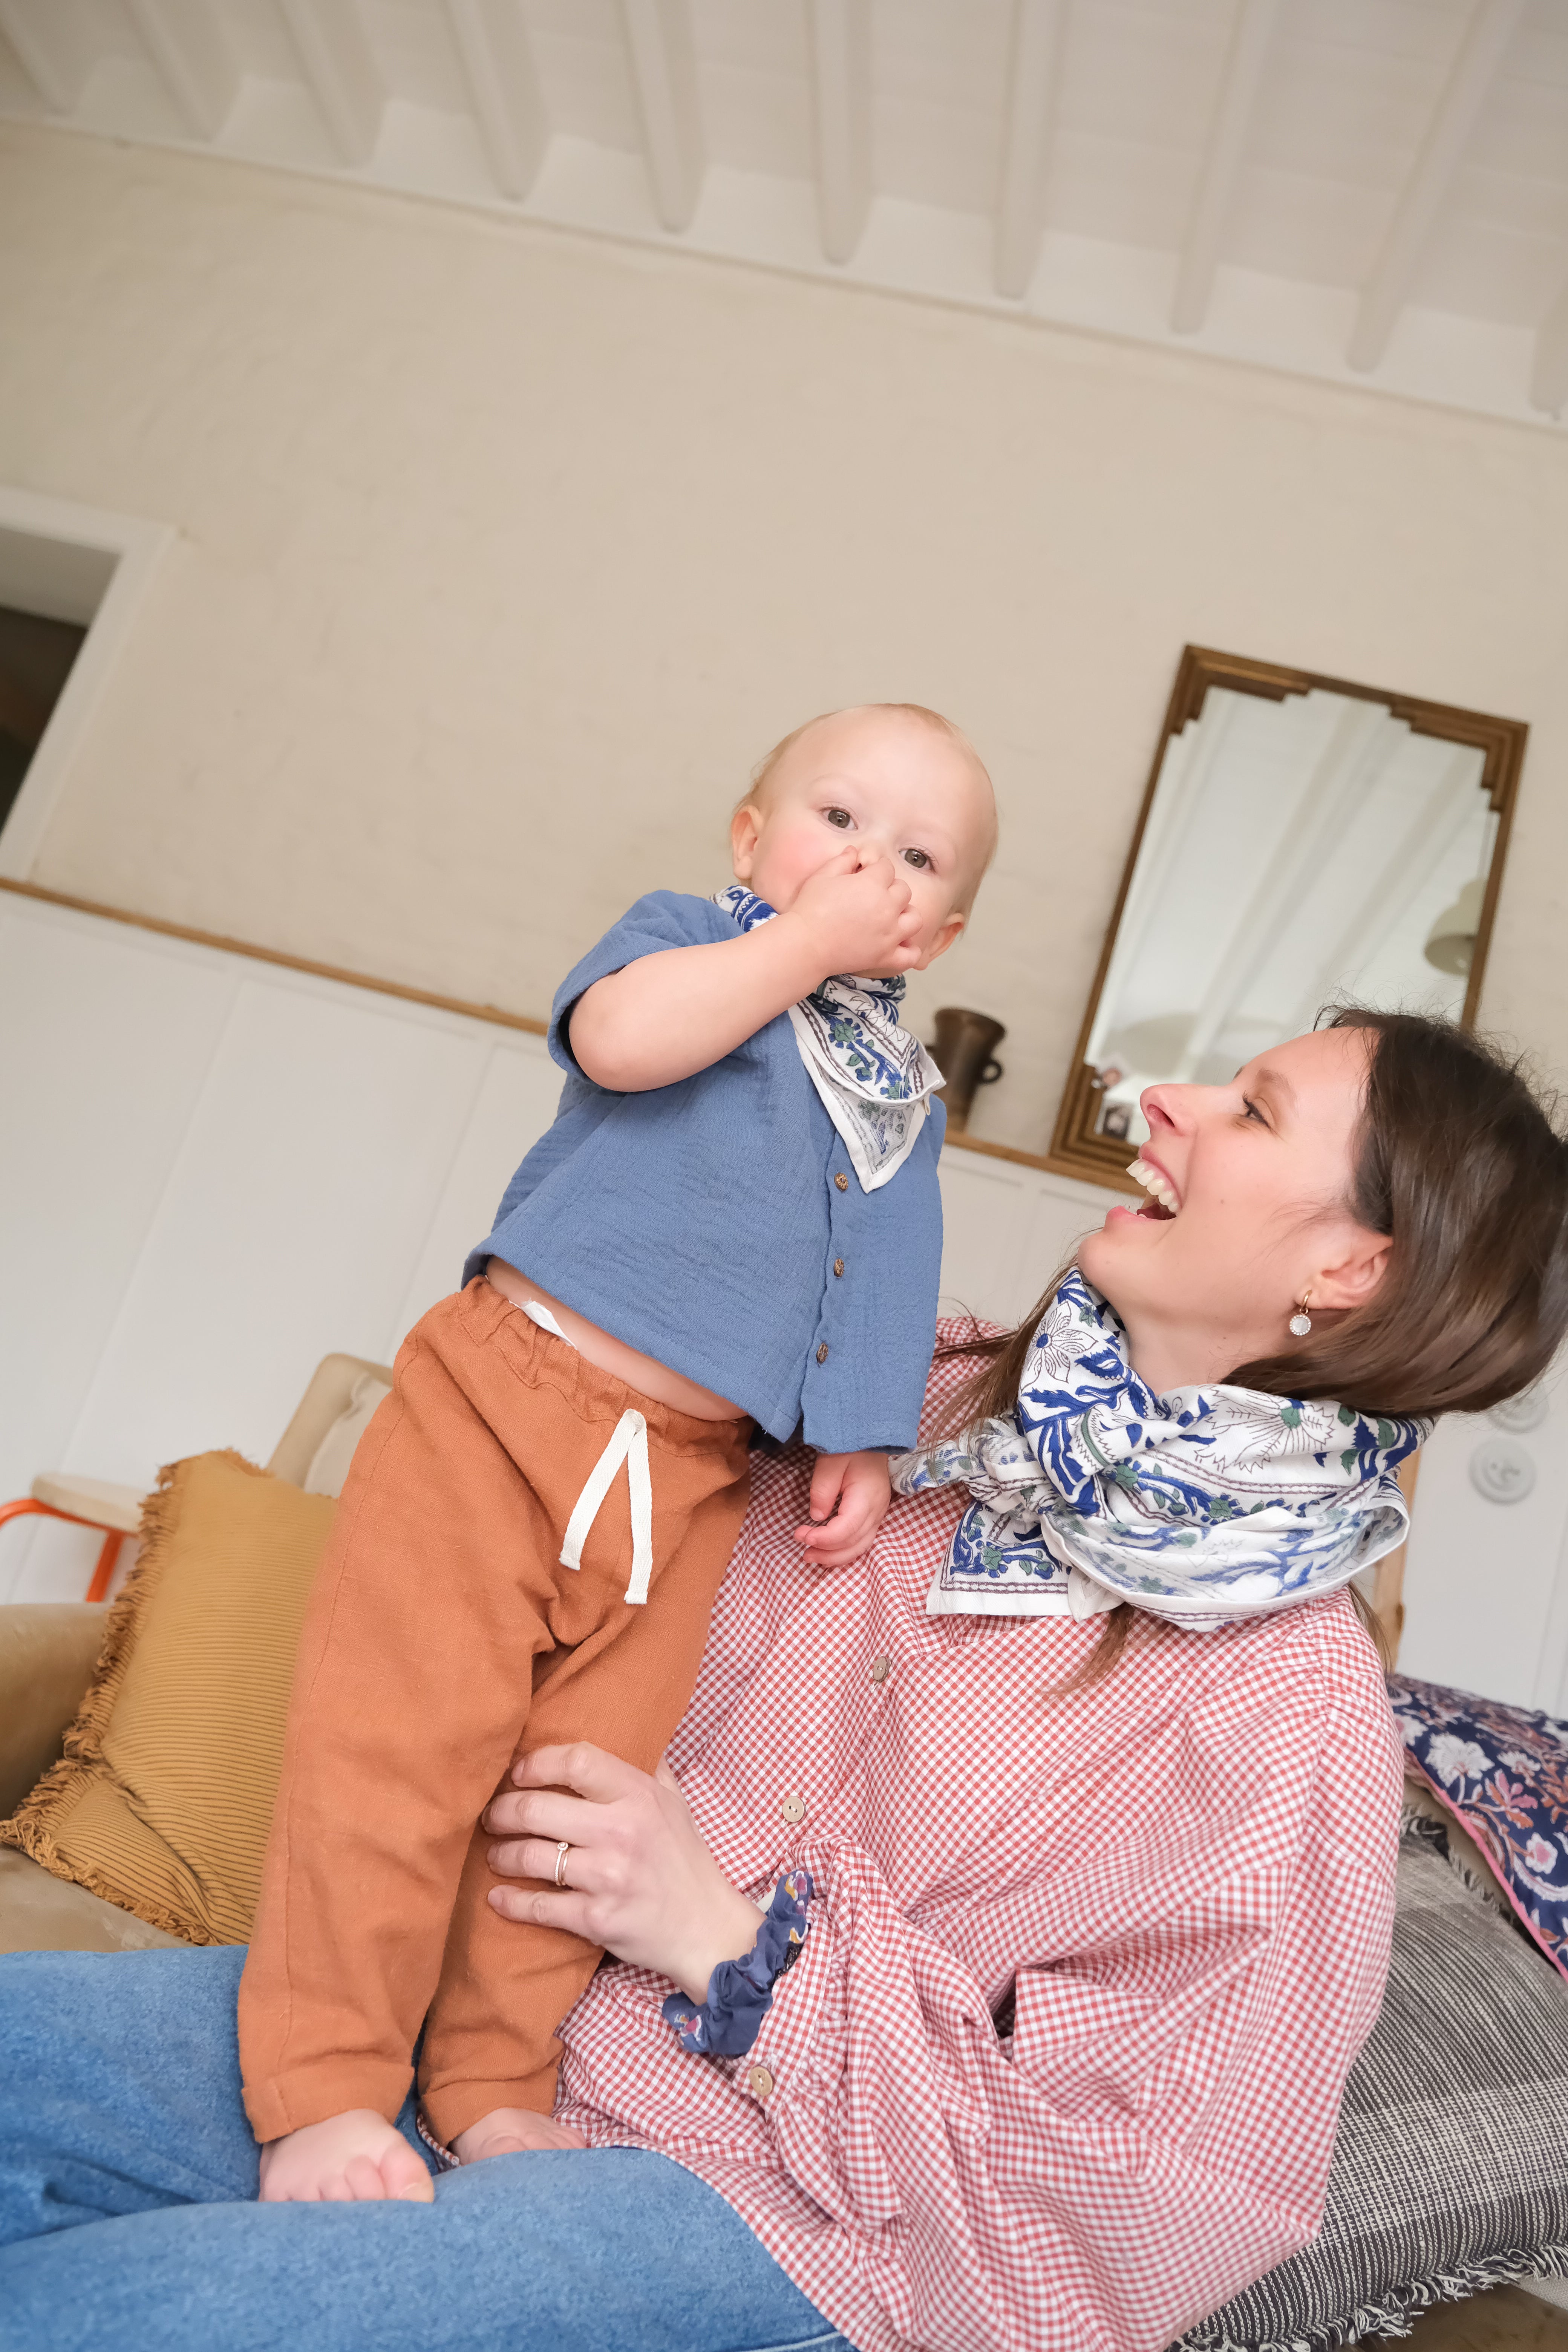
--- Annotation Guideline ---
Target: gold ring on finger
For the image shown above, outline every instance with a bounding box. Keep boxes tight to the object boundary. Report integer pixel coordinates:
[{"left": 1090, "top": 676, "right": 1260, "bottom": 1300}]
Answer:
[{"left": 553, "top": 1839, "right": 571, "bottom": 1890}]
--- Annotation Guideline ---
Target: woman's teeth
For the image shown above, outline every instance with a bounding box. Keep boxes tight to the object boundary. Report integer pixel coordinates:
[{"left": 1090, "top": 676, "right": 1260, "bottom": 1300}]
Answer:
[{"left": 1126, "top": 1158, "right": 1180, "bottom": 1216}]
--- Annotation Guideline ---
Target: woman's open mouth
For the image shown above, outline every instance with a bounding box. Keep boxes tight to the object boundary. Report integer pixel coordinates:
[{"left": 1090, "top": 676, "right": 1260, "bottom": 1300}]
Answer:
[{"left": 1125, "top": 1156, "right": 1181, "bottom": 1220}]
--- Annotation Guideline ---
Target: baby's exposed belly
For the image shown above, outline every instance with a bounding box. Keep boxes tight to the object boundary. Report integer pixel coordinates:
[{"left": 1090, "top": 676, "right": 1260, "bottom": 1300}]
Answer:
[{"left": 484, "top": 1258, "right": 744, "bottom": 1423}]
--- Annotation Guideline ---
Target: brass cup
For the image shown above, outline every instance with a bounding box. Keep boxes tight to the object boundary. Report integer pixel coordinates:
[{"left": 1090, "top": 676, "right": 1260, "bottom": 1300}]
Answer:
[{"left": 931, "top": 1008, "right": 1006, "bottom": 1132}]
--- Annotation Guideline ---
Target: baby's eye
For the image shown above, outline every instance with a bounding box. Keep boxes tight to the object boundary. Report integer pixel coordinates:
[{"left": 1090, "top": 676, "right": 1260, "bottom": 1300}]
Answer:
[
  {"left": 902, "top": 848, "right": 932, "bottom": 870},
  {"left": 824, "top": 807, "right": 853, "bottom": 829}
]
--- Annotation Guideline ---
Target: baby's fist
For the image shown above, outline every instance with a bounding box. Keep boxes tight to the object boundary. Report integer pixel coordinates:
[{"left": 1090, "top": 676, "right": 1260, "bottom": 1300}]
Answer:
[
  {"left": 789, "top": 853, "right": 919, "bottom": 980},
  {"left": 795, "top": 1449, "right": 893, "bottom": 1570}
]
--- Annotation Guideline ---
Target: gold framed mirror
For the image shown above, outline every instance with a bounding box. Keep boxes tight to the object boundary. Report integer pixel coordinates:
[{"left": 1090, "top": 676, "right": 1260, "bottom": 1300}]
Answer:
[{"left": 1049, "top": 646, "right": 1528, "bottom": 1190}]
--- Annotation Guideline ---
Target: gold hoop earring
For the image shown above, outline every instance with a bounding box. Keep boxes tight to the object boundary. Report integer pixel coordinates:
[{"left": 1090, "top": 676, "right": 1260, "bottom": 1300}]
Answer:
[{"left": 1289, "top": 1292, "right": 1313, "bottom": 1338}]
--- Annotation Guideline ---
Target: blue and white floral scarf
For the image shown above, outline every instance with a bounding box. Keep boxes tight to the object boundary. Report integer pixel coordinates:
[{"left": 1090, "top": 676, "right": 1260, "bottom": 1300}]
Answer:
[
  {"left": 714, "top": 884, "right": 943, "bottom": 1191},
  {"left": 894, "top": 1269, "right": 1429, "bottom": 1629}
]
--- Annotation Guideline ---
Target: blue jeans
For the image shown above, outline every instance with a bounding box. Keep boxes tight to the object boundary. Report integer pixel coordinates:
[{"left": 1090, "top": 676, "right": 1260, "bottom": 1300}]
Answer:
[{"left": 0, "top": 1946, "right": 849, "bottom": 2352}]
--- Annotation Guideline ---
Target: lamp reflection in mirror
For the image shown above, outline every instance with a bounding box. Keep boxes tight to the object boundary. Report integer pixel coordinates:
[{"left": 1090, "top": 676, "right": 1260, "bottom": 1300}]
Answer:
[
  {"left": 1050, "top": 649, "right": 1525, "bottom": 1186},
  {"left": 1424, "top": 876, "right": 1485, "bottom": 977}
]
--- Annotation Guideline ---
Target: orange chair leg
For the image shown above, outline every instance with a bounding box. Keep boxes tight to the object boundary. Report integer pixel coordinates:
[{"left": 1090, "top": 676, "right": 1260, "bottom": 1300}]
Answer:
[{"left": 86, "top": 1531, "right": 124, "bottom": 1603}]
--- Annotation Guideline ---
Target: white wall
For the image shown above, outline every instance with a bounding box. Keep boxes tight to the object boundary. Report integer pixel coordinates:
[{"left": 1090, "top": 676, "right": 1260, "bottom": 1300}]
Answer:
[
  {"left": 2, "top": 122, "right": 1567, "bottom": 1163},
  {"left": 1400, "top": 1386, "right": 1568, "bottom": 1718},
  {"left": 5, "top": 123, "right": 1568, "bottom": 1699},
  {"left": 0, "top": 893, "right": 1107, "bottom": 1606}
]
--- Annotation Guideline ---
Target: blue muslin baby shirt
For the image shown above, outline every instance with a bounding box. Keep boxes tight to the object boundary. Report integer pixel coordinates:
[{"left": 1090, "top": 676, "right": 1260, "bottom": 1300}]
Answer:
[{"left": 462, "top": 891, "right": 946, "bottom": 1454}]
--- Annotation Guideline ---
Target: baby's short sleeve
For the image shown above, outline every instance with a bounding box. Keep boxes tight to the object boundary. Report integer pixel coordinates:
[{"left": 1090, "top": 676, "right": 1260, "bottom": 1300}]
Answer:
[{"left": 548, "top": 892, "right": 730, "bottom": 1077}]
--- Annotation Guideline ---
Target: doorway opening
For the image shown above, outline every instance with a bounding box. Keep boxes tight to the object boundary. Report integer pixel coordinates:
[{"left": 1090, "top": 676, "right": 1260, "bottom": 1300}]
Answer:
[
  {"left": 0, "top": 493, "right": 169, "bottom": 881},
  {"left": 0, "top": 603, "right": 88, "bottom": 836}
]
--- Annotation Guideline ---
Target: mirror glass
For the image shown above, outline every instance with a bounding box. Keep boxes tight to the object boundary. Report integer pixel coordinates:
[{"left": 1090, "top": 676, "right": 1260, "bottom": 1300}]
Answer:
[{"left": 1050, "top": 651, "right": 1525, "bottom": 1183}]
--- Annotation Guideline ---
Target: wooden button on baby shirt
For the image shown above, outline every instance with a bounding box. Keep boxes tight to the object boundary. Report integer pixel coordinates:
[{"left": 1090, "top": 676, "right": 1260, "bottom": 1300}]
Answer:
[
  {"left": 833, "top": 1172, "right": 848, "bottom": 1191},
  {"left": 816, "top": 1344, "right": 829, "bottom": 1363},
  {"left": 748, "top": 2066, "right": 774, "bottom": 2100},
  {"left": 780, "top": 1795, "right": 805, "bottom": 1823}
]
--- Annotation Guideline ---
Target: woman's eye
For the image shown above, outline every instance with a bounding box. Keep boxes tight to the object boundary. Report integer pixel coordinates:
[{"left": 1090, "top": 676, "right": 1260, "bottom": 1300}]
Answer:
[
  {"left": 1242, "top": 1096, "right": 1266, "bottom": 1124},
  {"left": 825, "top": 807, "right": 853, "bottom": 829},
  {"left": 902, "top": 848, "right": 932, "bottom": 870}
]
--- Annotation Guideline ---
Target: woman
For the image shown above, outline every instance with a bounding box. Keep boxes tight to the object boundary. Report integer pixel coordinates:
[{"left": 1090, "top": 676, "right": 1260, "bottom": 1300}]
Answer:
[{"left": 3, "top": 1011, "right": 1565, "bottom": 2352}]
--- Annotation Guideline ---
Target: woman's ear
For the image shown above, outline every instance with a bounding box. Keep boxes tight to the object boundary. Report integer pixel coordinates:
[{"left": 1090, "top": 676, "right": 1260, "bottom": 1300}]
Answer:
[
  {"left": 1311, "top": 1227, "right": 1392, "bottom": 1313},
  {"left": 730, "top": 803, "right": 763, "bottom": 881}
]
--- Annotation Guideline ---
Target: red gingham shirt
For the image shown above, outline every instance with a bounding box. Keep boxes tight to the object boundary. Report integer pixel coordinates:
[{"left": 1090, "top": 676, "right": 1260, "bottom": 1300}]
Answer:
[{"left": 555, "top": 1331, "right": 1404, "bottom": 2352}]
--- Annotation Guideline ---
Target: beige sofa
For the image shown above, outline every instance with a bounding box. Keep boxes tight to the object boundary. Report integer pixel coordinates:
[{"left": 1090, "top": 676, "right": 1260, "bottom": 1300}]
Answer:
[{"left": 0, "top": 1352, "right": 391, "bottom": 1957}]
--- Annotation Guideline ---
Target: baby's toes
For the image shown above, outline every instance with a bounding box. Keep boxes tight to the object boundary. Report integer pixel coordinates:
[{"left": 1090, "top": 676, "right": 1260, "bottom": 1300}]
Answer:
[{"left": 380, "top": 2141, "right": 435, "bottom": 2202}]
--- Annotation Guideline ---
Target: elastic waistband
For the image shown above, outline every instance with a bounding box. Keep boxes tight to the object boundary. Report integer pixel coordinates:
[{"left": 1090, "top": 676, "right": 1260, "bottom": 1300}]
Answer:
[{"left": 457, "top": 1277, "right": 750, "bottom": 1452}]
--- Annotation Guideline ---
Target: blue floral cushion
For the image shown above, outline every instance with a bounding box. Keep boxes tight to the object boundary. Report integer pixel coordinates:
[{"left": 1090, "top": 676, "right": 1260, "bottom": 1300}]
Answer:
[{"left": 1389, "top": 1672, "right": 1568, "bottom": 1982}]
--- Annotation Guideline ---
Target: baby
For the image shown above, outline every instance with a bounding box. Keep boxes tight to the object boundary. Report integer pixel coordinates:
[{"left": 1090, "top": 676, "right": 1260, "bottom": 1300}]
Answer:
[{"left": 240, "top": 701, "right": 998, "bottom": 2200}]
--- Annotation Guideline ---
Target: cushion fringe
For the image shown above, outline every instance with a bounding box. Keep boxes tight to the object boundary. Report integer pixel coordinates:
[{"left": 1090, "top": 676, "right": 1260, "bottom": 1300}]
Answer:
[
  {"left": 0, "top": 1450, "right": 268, "bottom": 1942},
  {"left": 1398, "top": 1802, "right": 1509, "bottom": 1920},
  {"left": 1178, "top": 2243, "right": 1568, "bottom": 2351}
]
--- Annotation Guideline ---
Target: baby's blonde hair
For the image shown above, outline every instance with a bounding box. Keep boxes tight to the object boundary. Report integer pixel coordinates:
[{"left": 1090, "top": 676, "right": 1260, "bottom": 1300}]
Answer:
[{"left": 735, "top": 703, "right": 998, "bottom": 908}]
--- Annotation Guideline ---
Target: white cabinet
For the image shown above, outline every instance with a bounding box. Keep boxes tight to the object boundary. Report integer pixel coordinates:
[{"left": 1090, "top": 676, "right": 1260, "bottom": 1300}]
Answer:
[
  {"left": 937, "top": 1145, "right": 1108, "bottom": 1332},
  {"left": 0, "top": 897, "right": 560, "bottom": 1598}
]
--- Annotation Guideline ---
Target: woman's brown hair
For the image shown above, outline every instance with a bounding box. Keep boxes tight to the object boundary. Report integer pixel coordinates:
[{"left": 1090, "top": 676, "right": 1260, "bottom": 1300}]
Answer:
[{"left": 943, "top": 1010, "right": 1568, "bottom": 1684}]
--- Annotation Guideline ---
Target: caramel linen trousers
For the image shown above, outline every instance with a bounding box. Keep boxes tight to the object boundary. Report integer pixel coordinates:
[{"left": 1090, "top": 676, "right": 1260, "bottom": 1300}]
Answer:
[{"left": 239, "top": 1277, "right": 751, "bottom": 2147}]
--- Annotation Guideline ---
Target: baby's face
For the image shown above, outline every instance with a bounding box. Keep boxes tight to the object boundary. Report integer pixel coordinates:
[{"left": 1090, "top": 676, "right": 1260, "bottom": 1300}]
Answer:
[{"left": 731, "top": 710, "right": 994, "bottom": 972}]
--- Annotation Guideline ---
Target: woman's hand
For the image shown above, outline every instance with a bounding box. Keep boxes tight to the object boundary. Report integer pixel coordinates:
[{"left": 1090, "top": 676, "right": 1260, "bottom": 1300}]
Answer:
[
  {"left": 795, "top": 1448, "right": 891, "bottom": 1569},
  {"left": 483, "top": 1745, "right": 766, "bottom": 2004}
]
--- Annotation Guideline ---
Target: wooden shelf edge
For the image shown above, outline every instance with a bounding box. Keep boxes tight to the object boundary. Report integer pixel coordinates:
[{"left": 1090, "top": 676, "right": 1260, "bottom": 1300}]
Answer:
[{"left": 0, "top": 878, "right": 549, "bottom": 1038}]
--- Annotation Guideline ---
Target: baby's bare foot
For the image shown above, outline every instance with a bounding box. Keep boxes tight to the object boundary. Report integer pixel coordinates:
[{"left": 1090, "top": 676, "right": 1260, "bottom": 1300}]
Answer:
[
  {"left": 258, "top": 2108, "right": 433, "bottom": 2203},
  {"left": 450, "top": 2105, "right": 588, "bottom": 2164}
]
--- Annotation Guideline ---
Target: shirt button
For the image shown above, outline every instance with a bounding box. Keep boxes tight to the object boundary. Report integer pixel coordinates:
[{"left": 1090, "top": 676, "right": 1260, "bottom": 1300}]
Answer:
[
  {"left": 780, "top": 1795, "right": 805, "bottom": 1824},
  {"left": 816, "top": 1343, "right": 829, "bottom": 1364},
  {"left": 870, "top": 1656, "right": 891, "bottom": 1684},
  {"left": 748, "top": 2065, "right": 774, "bottom": 2100},
  {"left": 834, "top": 1172, "right": 848, "bottom": 1191},
  {"left": 833, "top": 1258, "right": 845, "bottom": 1277}
]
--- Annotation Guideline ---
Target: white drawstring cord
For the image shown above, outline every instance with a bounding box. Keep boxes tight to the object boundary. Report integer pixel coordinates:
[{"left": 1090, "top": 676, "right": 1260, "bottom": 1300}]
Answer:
[
  {"left": 520, "top": 1301, "right": 656, "bottom": 1606},
  {"left": 557, "top": 1409, "right": 655, "bottom": 1606}
]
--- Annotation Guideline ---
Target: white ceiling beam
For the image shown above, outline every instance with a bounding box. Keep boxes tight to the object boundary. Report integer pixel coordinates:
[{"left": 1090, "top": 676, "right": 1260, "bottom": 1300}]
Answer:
[
  {"left": 808, "top": 0, "right": 872, "bottom": 266},
  {"left": 1530, "top": 274, "right": 1568, "bottom": 417},
  {"left": 0, "top": 0, "right": 93, "bottom": 112},
  {"left": 1170, "top": 0, "right": 1280, "bottom": 335},
  {"left": 278, "top": 0, "right": 387, "bottom": 168},
  {"left": 617, "top": 0, "right": 704, "bottom": 232},
  {"left": 1347, "top": 0, "right": 1529, "bottom": 374},
  {"left": 126, "top": 0, "right": 242, "bottom": 141},
  {"left": 445, "top": 0, "right": 547, "bottom": 201},
  {"left": 993, "top": 0, "right": 1066, "bottom": 300}
]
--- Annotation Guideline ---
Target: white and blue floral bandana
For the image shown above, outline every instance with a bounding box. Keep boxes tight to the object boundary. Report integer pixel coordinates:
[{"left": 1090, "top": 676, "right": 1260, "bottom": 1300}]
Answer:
[
  {"left": 714, "top": 884, "right": 943, "bottom": 1191},
  {"left": 894, "top": 1269, "right": 1430, "bottom": 1629}
]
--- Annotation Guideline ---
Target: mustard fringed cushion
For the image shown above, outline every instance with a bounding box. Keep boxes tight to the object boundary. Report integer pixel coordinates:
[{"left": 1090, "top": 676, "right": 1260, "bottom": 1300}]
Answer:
[{"left": 0, "top": 1452, "right": 333, "bottom": 1946}]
